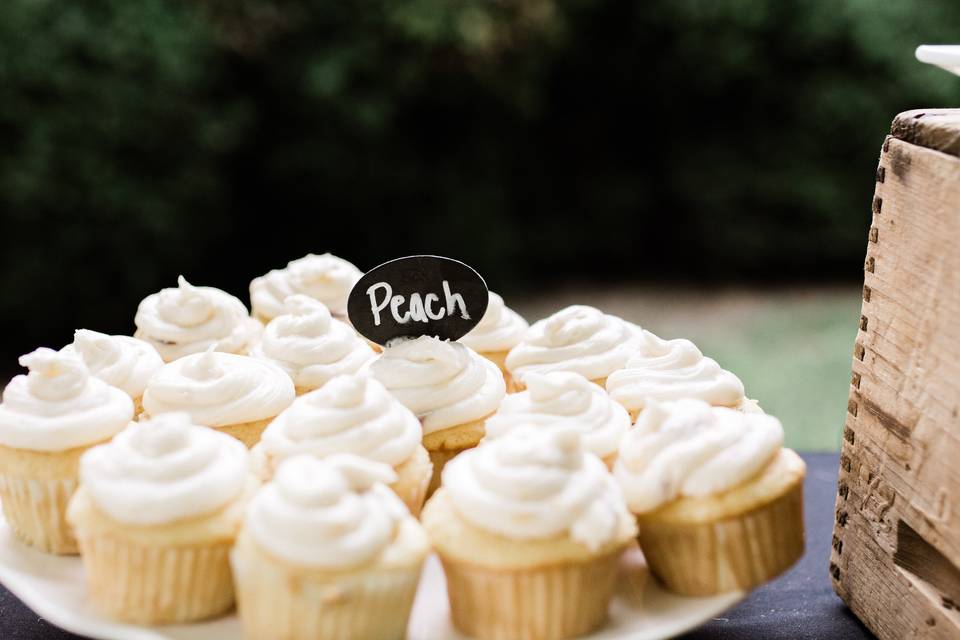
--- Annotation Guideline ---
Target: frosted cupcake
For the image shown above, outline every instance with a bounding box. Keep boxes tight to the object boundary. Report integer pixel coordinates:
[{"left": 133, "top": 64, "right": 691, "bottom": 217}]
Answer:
[
  {"left": 614, "top": 399, "right": 805, "bottom": 596},
  {"left": 505, "top": 305, "right": 643, "bottom": 391},
  {"left": 250, "top": 253, "right": 362, "bottom": 323},
  {"left": 232, "top": 454, "right": 430, "bottom": 640},
  {"left": 459, "top": 292, "right": 528, "bottom": 391},
  {"left": 0, "top": 349, "right": 132, "bottom": 553},
  {"left": 134, "top": 276, "right": 262, "bottom": 362},
  {"left": 605, "top": 333, "right": 759, "bottom": 420},
  {"left": 252, "top": 375, "right": 431, "bottom": 515},
  {"left": 422, "top": 427, "right": 636, "bottom": 640},
  {"left": 67, "top": 413, "right": 253, "bottom": 623},
  {"left": 249, "top": 295, "right": 375, "bottom": 394},
  {"left": 142, "top": 350, "right": 295, "bottom": 447},
  {"left": 371, "top": 336, "right": 505, "bottom": 495},
  {"left": 485, "top": 371, "right": 630, "bottom": 468},
  {"left": 61, "top": 329, "right": 163, "bottom": 414}
]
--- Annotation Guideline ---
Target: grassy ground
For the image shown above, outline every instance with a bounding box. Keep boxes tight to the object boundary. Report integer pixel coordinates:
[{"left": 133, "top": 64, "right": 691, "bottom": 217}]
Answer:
[{"left": 512, "top": 284, "right": 861, "bottom": 452}]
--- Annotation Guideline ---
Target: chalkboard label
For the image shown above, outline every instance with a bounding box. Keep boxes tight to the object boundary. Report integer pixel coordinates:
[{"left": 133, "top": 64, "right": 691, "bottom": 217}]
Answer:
[{"left": 347, "top": 256, "right": 488, "bottom": 345}]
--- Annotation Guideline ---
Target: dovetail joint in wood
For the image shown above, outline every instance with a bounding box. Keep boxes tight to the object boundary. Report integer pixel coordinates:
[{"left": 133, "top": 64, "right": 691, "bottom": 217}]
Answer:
[
  {"left": 869, "top": 227, "right": 879, "bottom": 243},
  {"left": 859, "top": 315, "right": 868, "bottom": 331},
  {"left": 873, "top": 196, "right": 883, "bottom": 215},
  {"left": 854, "top": 343, "right": 865, "bottom": 361},
  {"left": 836, "top": 510, "right": 848, "bottom": 527},
  {"left": 848, "top": 399, "right": 859, "bottom": 416},
  {"left": 844, "top": 426, "right": 856, "bottom": 444},
  {"left": 876, "top": 166, "right": 885, "bottom": 183},
  {"left": 851, "top": 372, "right": 861, "bottom": 389},
  {"left": 863, "top": 285, "right": 872, "bottom": 302},
  {"left": 830, "top": 562, "right": 841, "bottom": 580},
  {"left": 883, "top": 136, "right": 891, "bottom": 153},
  {"left": 838, "top": 482, "right": 849, "bottom": 499},
  {"left": 865, "top": 256, "right": 875, "bottom": 273}
]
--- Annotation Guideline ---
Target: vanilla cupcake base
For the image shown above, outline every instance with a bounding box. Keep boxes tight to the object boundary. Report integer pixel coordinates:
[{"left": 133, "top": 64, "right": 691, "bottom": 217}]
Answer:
[
  {"left": 231, "top": 528, "right": 425, "bottom": 640},
  {"left": 391, "top": 445, "right": 433, "bottom": 517},
  {"left": 513, "top": 376, "right": 607, "bottom": 393},
  {"left": 627, "top": 397, "right": 762, "bottom": 422},
  {"left": 421, "top": 417, "right": 488, "bottom": 497},
  {"left": 477, "top": 350, "right": 518, "bottom": 393},
  {"left": 140, "top": 414, "right": 273, "bottom": 448},
  {"left": 636, "top": 448, "right": 805, "bottom": 596},
  {"left": 67, "top": 482, "right": 255, "bottom": 624},
  {"left": 0, "top": 442, "right": 106, "bottom": 554}
]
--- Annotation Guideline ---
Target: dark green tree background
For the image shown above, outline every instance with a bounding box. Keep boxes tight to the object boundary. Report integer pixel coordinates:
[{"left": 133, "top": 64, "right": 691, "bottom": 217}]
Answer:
[{"left": 2, "top": 0, "right": 959, "bottom": 363}]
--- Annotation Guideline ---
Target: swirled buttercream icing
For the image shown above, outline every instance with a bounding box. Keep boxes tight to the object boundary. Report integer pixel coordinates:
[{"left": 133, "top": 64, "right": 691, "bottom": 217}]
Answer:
[
  {"left": 459, "top": 292, "right": 529, "bottom": 353},
  {"left": 134, "top": 276, "right": 262, "bottom": 362},
  {"left": 78, "top": 413, "right": 248, "bottom": 525},
  {"left": 605, "top": 334, "right": 745, "bottom": 412},
  {"left": 258, "top": 375, "right": 421, "bottom": 468},
  {"left": 442, "top": 426, "right": 633, "bottom": 551},
  {"left": 249, "top": 295, "right": 375, "bottom": 390},
  {"left": 250, "top": 253, "right": 362, "bottom": 321},
  {"left": 486, "top": 372, "right": 629, "bottom": 459},
  {"left": 142, "top": 350, "right": 295, "bottom": 427},
  {"left": 0, "top": 349, "right": 133, "bottom": 451},
  {"left": 370, "top": 336, "right": 505, "bottom": 435},
  {"left": 62, "top": 330, "right": 163, "bottom": 399},
  {"left": 245, "top": 454, "right": 413, "bottom": 568},
  {"left": 614, "top": 399, "right": 783, "bottom": 513},
  {"left": 505, "top": 305, "right": 643, "bottom": 383}
]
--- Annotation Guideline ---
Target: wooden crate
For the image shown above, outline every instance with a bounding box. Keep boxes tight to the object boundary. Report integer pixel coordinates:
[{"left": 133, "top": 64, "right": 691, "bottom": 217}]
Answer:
[{"left": 832, "top": 109, "right": 960, "bottom": 639}]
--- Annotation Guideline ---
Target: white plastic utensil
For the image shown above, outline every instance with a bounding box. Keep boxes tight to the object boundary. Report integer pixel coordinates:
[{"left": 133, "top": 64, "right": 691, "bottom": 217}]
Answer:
[{"left": 916, "top": 45, "right": 960, "bottom": 77}]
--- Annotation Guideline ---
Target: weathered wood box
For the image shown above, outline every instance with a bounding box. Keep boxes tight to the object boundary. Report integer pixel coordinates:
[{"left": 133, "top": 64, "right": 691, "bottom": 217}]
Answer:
[{"left": 832, "top": 109, "right": 960, "bottom": 639}]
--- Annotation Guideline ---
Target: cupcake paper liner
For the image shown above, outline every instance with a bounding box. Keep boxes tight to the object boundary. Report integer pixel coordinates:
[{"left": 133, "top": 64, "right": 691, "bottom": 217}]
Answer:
[
  {"left": 440, "top": 550, "right": 622, "bottom": 640},
  {"left": 638, "top": 478, "right": 804, "bottom": 596},
  {"left": 232, "top": 545, "right": 422, "bottom": 640},
  {"left": 0, "top": 474, "right": 78, "bottom": 554},
  {"left": 75, "top": 532, "right": 235, "bottom": 624}
]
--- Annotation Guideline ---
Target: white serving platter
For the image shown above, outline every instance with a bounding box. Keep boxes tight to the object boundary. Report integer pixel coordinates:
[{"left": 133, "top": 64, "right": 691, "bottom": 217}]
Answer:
[{"left": 0, "top": 514, "right": 743, "bottom": 640}]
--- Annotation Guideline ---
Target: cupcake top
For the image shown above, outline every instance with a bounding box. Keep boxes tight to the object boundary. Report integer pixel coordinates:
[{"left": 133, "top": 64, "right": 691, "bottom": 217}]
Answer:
[
  {"left": 249, "top": 295, "right": 375, "bottom": 390},
  {"left": 605, "top": 334, "right": 746, "bottom": 412},
  {"left": 61, "top": 330, "right": 163, "bottom": 400},
  {"left": 142, "top": 350, "right": 295, "bottom": 427},
  {"left": 134, "top": 276, "right": 262, "bottom": 362},
  {"left": 458, "top": 292, "right": 529, "bottom": 353},
  {"left": 442, "top": 426, "right": 633, "bottom": 551},
  {"left": 370, "top": 336, "right": 505, "bottom": 435},
  {"left": 258, "top": 375, "right": 421, "bottom": 469},
  {"left": 614, "top": 399, "right": 784, "bottom": 514},
  {"left": 505, "top": 305, "right": 643, "bottom": 383},
  {"left": 245, "top": 454, "right": 427, "bottom": 568},
  {"left": 0, "top": 349, "right": 133, "bottom": 452},
  {"left": 78, "top": 413, "right": 248, "bottom": 525},
  {"left": 250, "top": 253, "right": 362, "bottom": 321},
  {"left": 486, "top": 372, "right": 630, "bottom": 459}
]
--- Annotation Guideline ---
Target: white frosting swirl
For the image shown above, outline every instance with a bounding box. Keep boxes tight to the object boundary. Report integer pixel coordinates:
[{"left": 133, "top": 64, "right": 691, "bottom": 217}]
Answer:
[
  {"left": 142, "top": 350, "right": 295, "bottom": 427},
  {"left": 0, "top": 349, "right": 133, "bottom": 451},
  {"left": 605, "top": 334, "right": 746, "bottom": 411},
  {"left": 79, "top": 413, "right": 248, "bottom": 525},
  {"left": 443, "top": 426, "right": 632, "bottom": 551},
  {"left": 249, "top": 295, "right": 375, "bottom": 390},
  {"left": 134, "top": 276, "right": 262, "bottom": 362},
  {"left": 614, "top": 399, "right": 784, "bottom": 513},
  {"left": 505, "top": 305, "right": 643, "bottom": 383},
  {"left": 485, "top": 372, "right": 630, "bottom": 458},
  {"left": 250, "top": 253, "right": 362, "bottom": 321},
  {"left": 61, "top": 330, "right": 163, "bottom": 399},
  {"left": 245, "top": 454, "right": 409, "bottom": 568},
  {"left": 459, "top": 292, "right": 529, "bottom": 353},
  {"left": 370, "top": 337, "right": 505, "bottom": 435},
  {"left": 259, "top": 375, "right": 421, "bottom": 467}
]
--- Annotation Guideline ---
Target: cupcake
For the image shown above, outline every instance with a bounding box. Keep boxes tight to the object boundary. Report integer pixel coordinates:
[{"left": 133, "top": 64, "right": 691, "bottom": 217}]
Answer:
[
  {"left": 249, "top": 295, "right": 376, "bottom": 395},
  {"left": 134, "top": 276, "right": 262, "bottom": 362},
  {"left": 485, "top": 371, "right": 630, "bottom": 468},
  {"left": 422, "top": 426, "right": 636, "bottom": 640},
  {"left": 141, "top": 349, "right": 295, "bottom": 447},
  {"left": 249, "top": 253, "right": 362, "bottom": 323},
  {"left": 371, "top": 336, "right": 505, "bottom": 495},
  {"left": 61, "top": 329, "right": 163, "bottom": 414},
  {"left": 0, "top": 349, "right": 132, "bottom": 554},
  {"left": 605, "top": 332, "right": 760, "bottom": 421},
  {"left": 67, "top": 413, "right": 253, "bottom": 623},
  {"left": 252, "top": 374, "right": 431, "bottom": 515},
  {"left": 231, "top": 454, "right": 430, "bottom": 640},
  {"left": 614, "top": 399, "right": 805, "bottom": 596},
  {"left": 505, "top": 305, "right": 643, "bottom": 391},
  {"left": 458, "top": 292, "right": 528, "bottom": 391}
]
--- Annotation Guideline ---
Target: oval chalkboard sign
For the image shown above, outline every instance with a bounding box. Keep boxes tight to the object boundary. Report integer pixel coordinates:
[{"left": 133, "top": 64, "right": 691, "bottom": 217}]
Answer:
[{"left": 347, "top": 255, "right": 489, "bottom": 345}]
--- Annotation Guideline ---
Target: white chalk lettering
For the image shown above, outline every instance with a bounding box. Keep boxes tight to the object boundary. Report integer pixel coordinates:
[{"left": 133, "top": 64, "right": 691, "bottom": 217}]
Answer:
[
  {"left": 367, "top": 280, "right": 471, "bottom": 325},
  {"left": 367, "top": 282, "right": 392, "bottom": 326},
  {"left": 443, "top": 280, "right": 470, "bottom": 320},
  {"left": 424, "top": 293, "right": 444, "bottom": 320}
]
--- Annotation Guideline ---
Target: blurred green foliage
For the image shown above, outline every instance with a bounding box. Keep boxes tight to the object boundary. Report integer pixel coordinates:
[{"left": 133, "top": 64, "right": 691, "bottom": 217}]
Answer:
[{"left": 2, "top": 0, "right": 959, "bottom": 362}]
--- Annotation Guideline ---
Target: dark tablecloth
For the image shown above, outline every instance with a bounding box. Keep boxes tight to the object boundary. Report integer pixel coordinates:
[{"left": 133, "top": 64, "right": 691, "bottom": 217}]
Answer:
[{"left": 0, "top": 453, "right": 874, "bottom": 640}]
